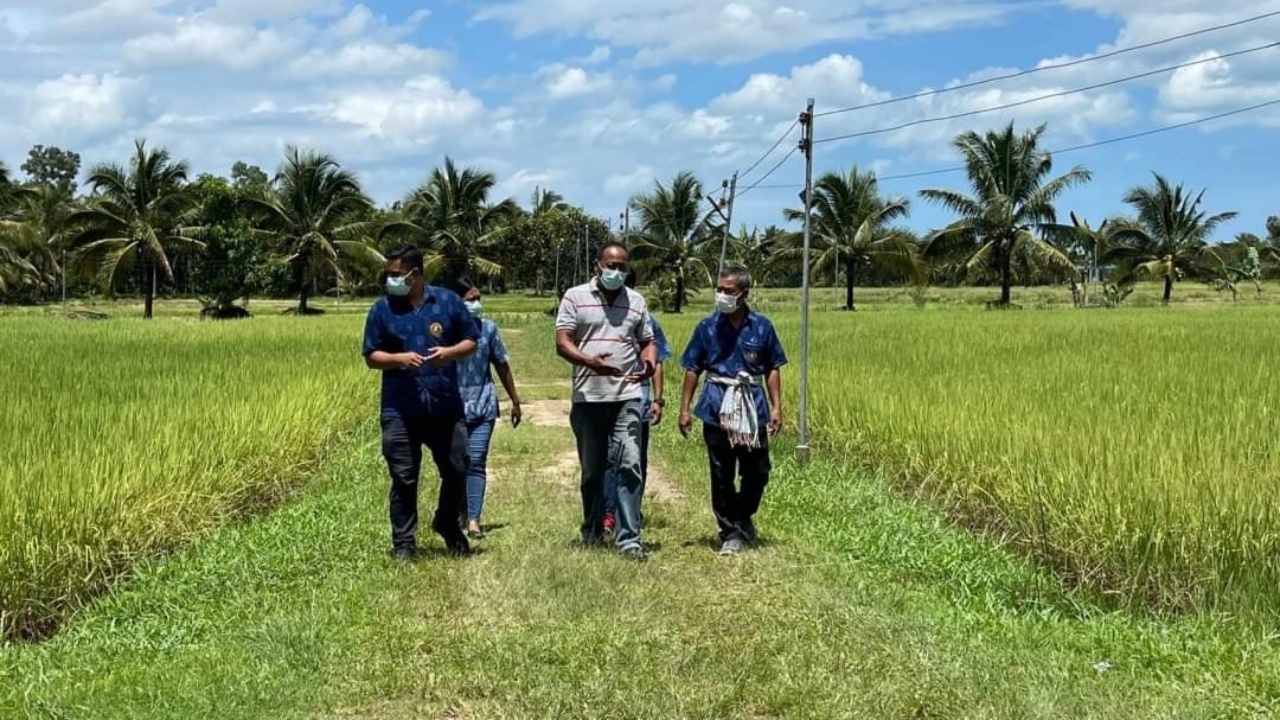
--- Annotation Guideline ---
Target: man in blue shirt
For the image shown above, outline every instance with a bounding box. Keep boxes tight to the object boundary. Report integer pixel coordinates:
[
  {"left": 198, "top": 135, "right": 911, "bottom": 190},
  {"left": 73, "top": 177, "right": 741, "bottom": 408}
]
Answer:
[
  {"left": 362, "top": 245, "right": 481, "bottom": 561},
  {"left": 678, "top": 264, "right": 786, "bottom": 556}
]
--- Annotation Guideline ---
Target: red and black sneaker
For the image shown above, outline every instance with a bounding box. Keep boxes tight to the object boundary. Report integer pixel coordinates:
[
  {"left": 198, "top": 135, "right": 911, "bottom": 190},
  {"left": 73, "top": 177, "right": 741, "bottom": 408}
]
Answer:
[{"left": 603, "top": 512, "right": 616, "bottom": 533}]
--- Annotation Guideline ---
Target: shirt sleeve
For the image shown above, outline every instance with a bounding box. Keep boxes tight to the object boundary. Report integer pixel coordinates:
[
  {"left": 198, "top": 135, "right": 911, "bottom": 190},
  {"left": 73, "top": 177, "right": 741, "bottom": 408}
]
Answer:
[
  {"left": 680, "top": 320, "right": 707, "bottom": 372},
  {"left": 490, "top": 322, "right": 510, "bottom": 365},
  {"left": 361, "top": 302, "right": 384, "bottom": 357},
  {"left": 766, "top": 322, "right": 789, "bottom": 369},
  {"left": 554, "top": 291, "right": 577, "bottom": 331},
  {"left": 635, "top": 307, "right": 655, "bottom": 343},
  {"left": 651, "top": 317, "right": 673, "bottom": 362}
]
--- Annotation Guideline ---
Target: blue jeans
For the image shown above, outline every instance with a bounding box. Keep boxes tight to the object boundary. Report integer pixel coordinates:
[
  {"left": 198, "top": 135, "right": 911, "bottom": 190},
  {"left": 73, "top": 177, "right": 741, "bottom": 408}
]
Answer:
[
  {"left": 569, "top": 400, "right": 644, "bottom": 550},
  {"left": 604, "top": 422, "right": 650, "bottom": 517},
  {"left": 464, "top": 418, "right": 496, "bottom": 521}
]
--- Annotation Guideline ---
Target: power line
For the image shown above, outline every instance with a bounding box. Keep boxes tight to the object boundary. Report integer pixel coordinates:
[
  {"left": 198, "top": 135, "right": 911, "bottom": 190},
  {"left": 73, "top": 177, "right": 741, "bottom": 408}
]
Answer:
[
  {"left": 736, "top": 145, "right": 799, "bottom": 198},
  {"left": 744, "top": 97, "right": 1280, "bottom": 189},
  {"left": 737, "top": 119, "right": 800, "bottom": 180},
  {"left": 814, "top": 9, "right": 1280, "bottom": 118},
  {"left": 815, "top": 42, "right": 1279, "bottom": 145}
]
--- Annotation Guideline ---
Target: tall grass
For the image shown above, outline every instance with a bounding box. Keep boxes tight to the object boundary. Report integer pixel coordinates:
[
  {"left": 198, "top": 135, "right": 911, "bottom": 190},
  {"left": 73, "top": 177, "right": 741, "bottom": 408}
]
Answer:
[
  {"left": 0, "top": 315, "right": 373, "bottom": 639},
  {"left": 659, "top": 304, "right": 1280, "bottom": 618}
]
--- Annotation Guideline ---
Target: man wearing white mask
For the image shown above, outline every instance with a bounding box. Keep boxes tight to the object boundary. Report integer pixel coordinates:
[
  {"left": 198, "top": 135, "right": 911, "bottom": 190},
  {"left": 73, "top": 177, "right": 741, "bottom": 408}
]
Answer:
[
  {"left": 555, "top": 242, "right": 657, "bottom": 560},
  {"left": 678, "top": 264, "right": 786, "bottom": 556},
  {"left": 362, "top": 245, "right": 479, "bottom": 561}
]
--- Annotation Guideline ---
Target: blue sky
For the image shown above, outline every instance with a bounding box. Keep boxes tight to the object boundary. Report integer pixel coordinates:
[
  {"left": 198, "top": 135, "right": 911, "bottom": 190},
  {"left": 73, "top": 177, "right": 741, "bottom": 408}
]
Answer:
[{"left": 0, "top": 0, "right": 1277, "bottom": 238}]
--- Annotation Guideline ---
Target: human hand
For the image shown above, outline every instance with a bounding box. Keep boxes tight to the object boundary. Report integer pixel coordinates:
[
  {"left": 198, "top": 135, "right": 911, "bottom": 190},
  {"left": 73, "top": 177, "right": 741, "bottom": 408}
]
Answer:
[
  {"left": 424, "top": 347, "right": 451, "bottom": 367},
  {"left": 398, "top": 352, "right": 427, "bottom": 370},
  {"left": 585, "top": 353, "right": 622, "bottom": 376},
  {"left": 649, "top": 401, "right": 664, "bottom": 425},
  {"left": 769, "top": 409, "right": 782, "bottom": 436},
  {"left": 625, "top": 360, "right": 655, "bottom": 384},
  {"left": 511, "top": 401, "right": 522, "bottom": 428},
  {"left": 678, "top": 410, "right": 693, "bottom": 438}
]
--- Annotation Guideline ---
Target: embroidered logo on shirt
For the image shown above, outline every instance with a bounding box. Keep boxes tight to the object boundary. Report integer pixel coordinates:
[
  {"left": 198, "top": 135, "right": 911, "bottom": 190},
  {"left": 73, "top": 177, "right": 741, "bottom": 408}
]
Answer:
[
  {"left": 744, "top": 350, "right": 759, "bottom": 362},
  {"left": 429, "top": 322, "right": 444, "bottom": 338}
]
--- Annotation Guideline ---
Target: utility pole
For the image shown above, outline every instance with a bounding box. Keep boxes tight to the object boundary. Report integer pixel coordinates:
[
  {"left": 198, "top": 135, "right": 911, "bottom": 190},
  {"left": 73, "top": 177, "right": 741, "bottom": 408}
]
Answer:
[
  {"left": 717, "top": 172, "right": 738, "bottom": 275},
  {"left": 797, "top": 98, "right": 815, "bottom": 464}
]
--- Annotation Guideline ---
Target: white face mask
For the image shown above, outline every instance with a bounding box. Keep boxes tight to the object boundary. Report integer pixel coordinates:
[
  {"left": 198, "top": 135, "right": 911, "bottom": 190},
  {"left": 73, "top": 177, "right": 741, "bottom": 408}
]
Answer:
[
  {"left": 464, "top": 300, "right": 482, "bottom": 316},
  {"left": 385, "top": 273, "right": 413, "bottom": 297},
  {"left": 599, "top": 268, "right": 627, "bottom": 291},
  {"left": 715, "top": 291, "right": 741, "bottom": 314}
]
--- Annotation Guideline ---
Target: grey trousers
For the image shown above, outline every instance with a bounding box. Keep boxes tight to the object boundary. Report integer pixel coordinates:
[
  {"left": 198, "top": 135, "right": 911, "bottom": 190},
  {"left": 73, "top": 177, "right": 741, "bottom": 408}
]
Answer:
[{"left": 570, "top": 399, "right": 644, "bottom": 550}]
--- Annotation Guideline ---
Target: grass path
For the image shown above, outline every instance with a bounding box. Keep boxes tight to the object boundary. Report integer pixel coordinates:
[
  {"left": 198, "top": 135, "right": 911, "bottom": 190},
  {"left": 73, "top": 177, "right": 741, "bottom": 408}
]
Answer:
[{"left": 4, "top": 343, "right": 1279, "bottom": 718}]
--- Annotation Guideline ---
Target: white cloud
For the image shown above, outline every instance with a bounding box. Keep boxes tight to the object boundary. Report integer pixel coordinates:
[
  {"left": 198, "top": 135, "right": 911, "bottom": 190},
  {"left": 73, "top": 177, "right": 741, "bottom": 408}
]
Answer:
[
  {"left": 27, "top": 72, "right": 142, "bottom": 135},
  {"left": 540, "top": 64, "right": 614, "bottom": 98},
  {"left": 605, "top": 164, "right": 656, "bottom": 194},
  {"left": 316, "top": 75, "right": 483, "bottom": 142},
  {"left": 123, "top": 18, "right": 297, "bottom": 70},
  {"left": 475, "top": 0, "right": 1012, "bottom": 66},
  {"left": 286, "top": 41, "right": 450, "bottom": 77}
]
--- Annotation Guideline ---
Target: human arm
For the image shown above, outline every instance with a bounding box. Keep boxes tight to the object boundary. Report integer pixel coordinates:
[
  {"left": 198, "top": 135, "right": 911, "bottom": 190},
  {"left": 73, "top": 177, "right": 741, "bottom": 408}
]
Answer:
[
  {"left": 624, "top": 309, "right": 658, "bottom": 383},
  {"left": 649, "top": 361, "right": 665, "bottom": 425},
  {"left": 766, "top": 368, "right": 782, "bottom": 436},
  {"left": 676, "top": 321, "right": 707, "bottom": 438},
  {"left": 362, "top": 303, "right": 428, "bottom": 370},
  {"left": 489, "top": 326, "right": 522, "bottom": 427},
  {"left": 553, "top": 293, "right": 621, "bottom": 375},
  {"left": 764, "top": 323, "right": 788, "bottom": 436},
  {"left": 425, "top": 294, "right": 480, "bottom": 366}
]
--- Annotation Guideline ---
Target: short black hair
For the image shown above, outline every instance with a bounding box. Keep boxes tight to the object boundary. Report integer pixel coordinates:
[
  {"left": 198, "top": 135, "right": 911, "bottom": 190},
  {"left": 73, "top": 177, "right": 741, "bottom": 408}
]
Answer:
[
  {"left": 385, "top": 244, "right": 423, "bottom": 272},
  {"left": 447, "top": 276, "right": 476, "bottom": 297},
  {"left": 597, "top": 241, "right": 628, "bottom": 261}
]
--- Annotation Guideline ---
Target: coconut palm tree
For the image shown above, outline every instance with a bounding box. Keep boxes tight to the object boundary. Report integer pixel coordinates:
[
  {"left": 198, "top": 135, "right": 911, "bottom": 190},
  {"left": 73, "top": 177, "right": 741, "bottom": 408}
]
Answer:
[
  {"left": 0, "top": 183, "right": 75, "bottom": 300},
  {"left": 777, "top": 168, "right": 921, "bottom": 310},
  {"left": 1105, "top": 173, "right": 1237, "bottom": 303},
  {"left": 64, "top": 140, "right": 202, "bottom": 319},
  {"left": 241, "top": 146, "right": 379, "bottom": 314},
  {"left": 381, "top": 157, "right": 518, "bottom": 284},
  {"left": 625, "top": 170, "right": 716, "bottom": 313},
  {"left": 530, "top": 186, "right": 569, "bottom": 217},
  {"left": 920, "top": 122, "right": 1091, "bottom": 305}
]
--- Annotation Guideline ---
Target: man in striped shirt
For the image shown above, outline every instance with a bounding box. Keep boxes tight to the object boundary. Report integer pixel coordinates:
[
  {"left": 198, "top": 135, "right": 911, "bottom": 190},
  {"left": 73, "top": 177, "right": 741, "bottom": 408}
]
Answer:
[{"left": 555, "top": 242, "right": 658, "bottom": 560}]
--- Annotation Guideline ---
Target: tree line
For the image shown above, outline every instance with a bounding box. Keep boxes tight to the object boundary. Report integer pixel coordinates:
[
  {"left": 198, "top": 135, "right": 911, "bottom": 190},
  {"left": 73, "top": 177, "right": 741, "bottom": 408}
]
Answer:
[{"left": 1, "top": 122, "right": 1278, "bottom": 317}]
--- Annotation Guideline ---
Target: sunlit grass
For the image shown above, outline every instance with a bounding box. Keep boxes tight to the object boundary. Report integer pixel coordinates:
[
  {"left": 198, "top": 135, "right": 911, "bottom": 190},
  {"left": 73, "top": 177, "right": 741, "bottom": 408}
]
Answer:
[
  {"left": 0, "top": 314, "right": 374, "bottom": 639},
  {"left": 721, "top": 306, "right": 1280, "bottom": 617}
]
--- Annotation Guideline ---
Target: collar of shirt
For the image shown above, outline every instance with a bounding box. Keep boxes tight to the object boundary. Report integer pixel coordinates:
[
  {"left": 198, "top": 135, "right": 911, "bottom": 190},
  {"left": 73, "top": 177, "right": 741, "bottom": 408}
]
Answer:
[{"left": 715, "top": 308, "right": 756, "bottom": 329}]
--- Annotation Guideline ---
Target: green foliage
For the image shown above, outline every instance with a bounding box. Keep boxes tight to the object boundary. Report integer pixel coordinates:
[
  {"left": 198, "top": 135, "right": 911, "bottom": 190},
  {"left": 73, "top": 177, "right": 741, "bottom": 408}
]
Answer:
[
  {"left": 1106, "top": 174, "right": 1238, "bottom": 303},
  {"left": 778, "top": 168, "right": 922, "bottom": 310},
  {"left": 188, "top": 175, "right": 266, "bottom": 317},
  {"left": 921, "top": 122, "right": 1091, "bottom": 305},
  {"left": 626, "top": 170, "right": 716, "bottom": 313},
  {"left": 64, "top": 140, "right": 202, "bottom": 319},
  {"left": 21, "top": 144, "right": 81, "bottom": 192},
  {"left": 381, "top": 157, "right": 518, "bottom": 286},
  {"left": 240, "top": 146, "right": 379, "bottom": 314}
]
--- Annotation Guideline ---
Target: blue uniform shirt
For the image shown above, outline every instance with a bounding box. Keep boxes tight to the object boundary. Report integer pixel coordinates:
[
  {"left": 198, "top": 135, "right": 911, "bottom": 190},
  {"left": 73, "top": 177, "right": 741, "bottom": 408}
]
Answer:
[
  {"left": 456, "top": 318, "right": 510, "bottom": 423},
  {"left": 680, "top": 310, "right": 787, "bottom": 427},
  {"left": 637, "top": 316, "right": 673, "bottom": 421},
  {"left": 361, "top": 287, "right": 481, "bottom": 420}
]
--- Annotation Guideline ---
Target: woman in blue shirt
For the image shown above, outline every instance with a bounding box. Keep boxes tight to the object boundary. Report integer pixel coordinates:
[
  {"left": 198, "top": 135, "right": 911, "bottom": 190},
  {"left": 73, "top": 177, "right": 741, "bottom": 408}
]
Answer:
[{"left": 453, "top": 279, "right": 523, "bottom": 538}]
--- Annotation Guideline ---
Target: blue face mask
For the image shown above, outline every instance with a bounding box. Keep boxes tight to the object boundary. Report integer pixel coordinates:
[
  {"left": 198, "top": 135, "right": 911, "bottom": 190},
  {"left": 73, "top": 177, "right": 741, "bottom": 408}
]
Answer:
[
  {"left": 599, "top": 268, "right": 626, "bottom": 291},
  {"left": 385, "top": 273, "right": 413, "bottom": 296},
  {"left": 464, "top": 300, "right": 482, "bottom": 316}
]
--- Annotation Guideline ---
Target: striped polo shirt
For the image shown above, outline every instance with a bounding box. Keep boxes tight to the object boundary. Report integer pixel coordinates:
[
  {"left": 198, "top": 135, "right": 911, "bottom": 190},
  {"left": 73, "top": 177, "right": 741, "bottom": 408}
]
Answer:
[{"left": 555, "top": 278, "right": 655, "bottom": 403}]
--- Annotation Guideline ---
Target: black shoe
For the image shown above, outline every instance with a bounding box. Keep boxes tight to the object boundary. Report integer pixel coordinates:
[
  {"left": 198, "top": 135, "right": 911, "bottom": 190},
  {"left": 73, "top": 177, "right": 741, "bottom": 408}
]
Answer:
[
  {"left": 620, "top": 545, "right": 648, "bottom": 562},
  {"left": 392, "top": 546, "right": 417, "bottom": 563},
  {"left": 432, "top": 517, "right": 472, "bottom": 556}
]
